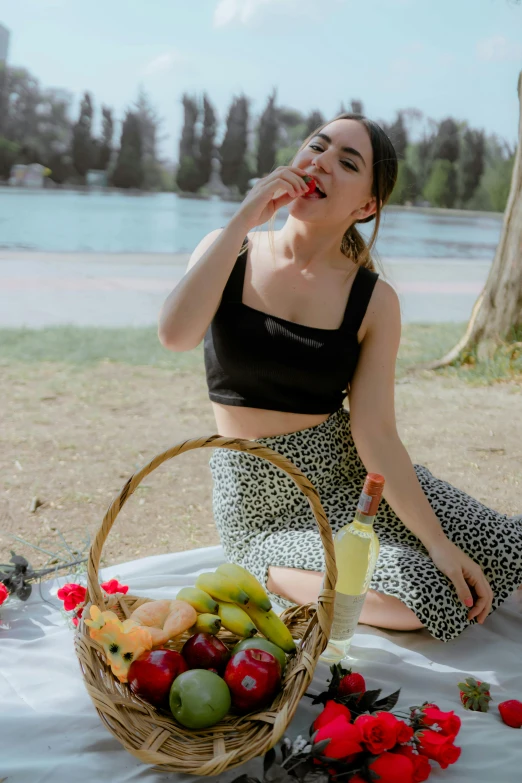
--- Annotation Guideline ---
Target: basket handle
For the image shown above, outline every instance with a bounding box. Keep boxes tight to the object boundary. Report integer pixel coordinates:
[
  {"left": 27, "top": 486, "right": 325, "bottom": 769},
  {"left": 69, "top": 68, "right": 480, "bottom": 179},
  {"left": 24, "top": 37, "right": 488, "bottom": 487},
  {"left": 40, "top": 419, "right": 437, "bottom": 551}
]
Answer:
[{"left": 86, "top": 435, "right": 337, "bottom": 640}]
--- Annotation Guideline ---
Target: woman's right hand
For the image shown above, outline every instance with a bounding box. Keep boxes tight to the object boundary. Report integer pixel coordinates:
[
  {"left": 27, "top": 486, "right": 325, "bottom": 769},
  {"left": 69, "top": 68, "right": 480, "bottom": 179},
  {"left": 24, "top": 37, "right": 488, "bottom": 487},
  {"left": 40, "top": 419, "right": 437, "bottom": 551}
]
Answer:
[{"left": 234, "top": 166, "right": 312, "bottom": 230}]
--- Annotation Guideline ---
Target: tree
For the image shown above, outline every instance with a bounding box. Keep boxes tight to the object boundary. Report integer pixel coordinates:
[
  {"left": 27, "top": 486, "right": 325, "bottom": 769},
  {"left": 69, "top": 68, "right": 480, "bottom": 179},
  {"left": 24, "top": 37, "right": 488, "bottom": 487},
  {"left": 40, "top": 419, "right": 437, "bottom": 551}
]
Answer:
[
  {"left": 457, "top": 128, "right": 485, "bottom": 206},
  {"left": 220, "top": 94, "right": 250, "bottom": 193},
  {"left": 384, "top": 111, "right": 408, "bottom": 159},
  {"left": 0, "top": 137, "right": 20, "bottom": 179},
  {"left": 134, "top": 88, "right": 163, "bottom": 190},
  {"left": 196, "top": 93, "right": 217, "bottom": 190},
  {"left": 388, "top": 161, "right": 418, "bottom": 205},
  {"left": 96, "top": 106, "right": 113, "bottom": 171},
  {"left": 256, "top": 88, "right": 279, "bottom": 177},
  {"left": 111, "top": 111, "right": 143, "bottom": 189},
  {"left": 72, "top": 92, "right": 93, "bottom": 178},
  {"left": 431, "top": 117, "right": 460, "bottom": 163},
  {"left": 423, "top": 159, "right": 457, "bottom": 208},
  {"left": 305, "top": 110, "right": 325, "bottom": 138},
  {"left": 3, "top": 66, "right": 41, "bottom": 150},
  {"left": 422, "top": 70, "right": 522, "bottom": 368},
  {"left": 176, "top": 93, "right": 199, "bottom": 192}
]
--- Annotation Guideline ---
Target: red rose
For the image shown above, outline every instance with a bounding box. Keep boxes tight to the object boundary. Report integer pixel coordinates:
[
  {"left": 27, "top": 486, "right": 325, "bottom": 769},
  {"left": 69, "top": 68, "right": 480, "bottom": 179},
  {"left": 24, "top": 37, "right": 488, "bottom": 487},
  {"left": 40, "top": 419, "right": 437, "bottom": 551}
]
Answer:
[
  {"left": 0, "top": 583, "right": 9, "bottom": 606},
  {"left": 417, "top": 729, "right": 461, "bottom": 769},
  {"left": 419, "top": 706, "right": 461, "bottom": 740},
  {"left": 57, "top": 583, "right": 87, "bottom": 611},
  {"left": 313, "top": 715, "right": 363, "bottom": 760},
  {"left": 369, "top": 751, "right": 414, "bottom": 783},
  {"left": 313, "top": 700, "right": 352, "bottom": 732},
  {"left": 355, "top": 711, "right": 399, "bottom": 754},
  {"left": 395, "top": 720, "right": 414, "bottom": 743},
  {"left": 100, "top": 579, "right": 129, "bottom": 595},
  {"left": 393, "top": 745, "right": 431, "bottom": 782}
]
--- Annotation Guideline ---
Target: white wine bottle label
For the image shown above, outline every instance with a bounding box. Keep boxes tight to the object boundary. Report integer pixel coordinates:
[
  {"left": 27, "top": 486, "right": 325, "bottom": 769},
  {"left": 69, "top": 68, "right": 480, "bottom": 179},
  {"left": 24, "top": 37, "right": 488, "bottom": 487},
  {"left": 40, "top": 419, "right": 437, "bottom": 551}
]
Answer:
[
  {"left": 330, "top": 592, "right": 366, "bottom": 640},
  {"left": 358, "top": 492, "right": 372, "bottom": 514}
]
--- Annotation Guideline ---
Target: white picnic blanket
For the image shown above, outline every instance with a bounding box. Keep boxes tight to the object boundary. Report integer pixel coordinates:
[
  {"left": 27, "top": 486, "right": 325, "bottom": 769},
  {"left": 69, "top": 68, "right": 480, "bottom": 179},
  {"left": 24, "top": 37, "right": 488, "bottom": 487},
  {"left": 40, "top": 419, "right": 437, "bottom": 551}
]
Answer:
[{"left": 1, "top": 545, "right": 521, "bottom": 783}]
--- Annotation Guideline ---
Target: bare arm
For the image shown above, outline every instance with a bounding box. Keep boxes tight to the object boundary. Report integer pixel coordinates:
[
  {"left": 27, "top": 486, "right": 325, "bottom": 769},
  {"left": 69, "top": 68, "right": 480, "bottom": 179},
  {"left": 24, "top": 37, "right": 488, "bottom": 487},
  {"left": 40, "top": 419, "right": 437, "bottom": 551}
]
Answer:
[
  {"left": 348, "top": 281, "right": 493, "bottom": 621},
  {"left": 158, "top": 165, "right": 310, "bottom": 352},
  {"left": 158, "top": 214, "right": 250, "bottom": 352},
  {"left": 348, "top": 280, "right": 448, "bottom": 550}
]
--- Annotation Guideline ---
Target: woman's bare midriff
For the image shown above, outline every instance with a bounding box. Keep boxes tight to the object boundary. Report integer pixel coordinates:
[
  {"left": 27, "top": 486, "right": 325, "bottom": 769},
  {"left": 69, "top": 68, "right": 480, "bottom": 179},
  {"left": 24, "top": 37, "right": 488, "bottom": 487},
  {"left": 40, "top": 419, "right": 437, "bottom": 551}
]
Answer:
[
  {"left": 210, "top": 230, "right": 372, "bottom": 440},
  {"left": 211, "top": 403, "right": 333, "bottom": 440}
]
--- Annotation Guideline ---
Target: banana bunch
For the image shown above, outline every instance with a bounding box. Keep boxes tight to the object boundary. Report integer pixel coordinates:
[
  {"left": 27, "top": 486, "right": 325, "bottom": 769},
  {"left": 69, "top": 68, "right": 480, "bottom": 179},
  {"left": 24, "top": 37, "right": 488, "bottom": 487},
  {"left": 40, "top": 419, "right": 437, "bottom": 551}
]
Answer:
[{"left": 174, "top": 563, "right": 296, "bottom": 653}]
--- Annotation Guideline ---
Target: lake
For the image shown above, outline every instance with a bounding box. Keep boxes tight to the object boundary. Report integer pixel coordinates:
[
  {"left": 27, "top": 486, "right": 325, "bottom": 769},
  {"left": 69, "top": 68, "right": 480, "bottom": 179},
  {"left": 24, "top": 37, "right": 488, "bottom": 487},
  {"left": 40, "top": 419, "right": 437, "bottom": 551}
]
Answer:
[{"left": 0, "top": 189, "right": 503, "bottom": 259}]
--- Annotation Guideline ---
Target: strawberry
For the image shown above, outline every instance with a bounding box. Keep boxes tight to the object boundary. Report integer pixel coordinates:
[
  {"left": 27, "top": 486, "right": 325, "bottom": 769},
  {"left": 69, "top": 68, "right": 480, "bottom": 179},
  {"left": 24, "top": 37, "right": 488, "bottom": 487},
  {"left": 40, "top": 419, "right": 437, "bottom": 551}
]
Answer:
[
  {"left": 457, "top": 677, "right": 492, "bottom": 712},
  {"left": 338, "top": 672, "right": 366, "bottom": 699},
  {"left": 498, "top": 700, "right": 522, "bottom": 728},
  {"left": 302, "top": 175, "right": 317, "bottom": 194}
]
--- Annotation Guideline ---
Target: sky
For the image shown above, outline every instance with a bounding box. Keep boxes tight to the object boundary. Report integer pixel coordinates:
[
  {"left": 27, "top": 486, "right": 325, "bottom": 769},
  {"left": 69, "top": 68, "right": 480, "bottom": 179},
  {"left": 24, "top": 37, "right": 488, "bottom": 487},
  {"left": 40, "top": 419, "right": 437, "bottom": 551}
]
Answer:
[{"left": 1, "top": 0, "right": 521, "bottom": 161}]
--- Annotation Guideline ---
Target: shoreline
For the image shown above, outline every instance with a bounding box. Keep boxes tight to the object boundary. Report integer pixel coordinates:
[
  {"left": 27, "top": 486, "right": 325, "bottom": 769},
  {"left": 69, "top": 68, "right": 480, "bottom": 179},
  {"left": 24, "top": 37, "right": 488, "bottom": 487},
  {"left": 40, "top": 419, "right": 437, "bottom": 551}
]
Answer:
[{"left": 0, "top": 186, "right": 503, "bottom": 221}]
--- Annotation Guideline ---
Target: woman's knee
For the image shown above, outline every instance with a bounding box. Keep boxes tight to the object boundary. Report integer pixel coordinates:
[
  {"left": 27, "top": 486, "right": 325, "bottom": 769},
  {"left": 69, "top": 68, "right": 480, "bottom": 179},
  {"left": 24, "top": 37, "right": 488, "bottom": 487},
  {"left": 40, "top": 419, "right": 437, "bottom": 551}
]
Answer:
[{"left": 359, "top": 589, "right": 424, "bottom": 632}]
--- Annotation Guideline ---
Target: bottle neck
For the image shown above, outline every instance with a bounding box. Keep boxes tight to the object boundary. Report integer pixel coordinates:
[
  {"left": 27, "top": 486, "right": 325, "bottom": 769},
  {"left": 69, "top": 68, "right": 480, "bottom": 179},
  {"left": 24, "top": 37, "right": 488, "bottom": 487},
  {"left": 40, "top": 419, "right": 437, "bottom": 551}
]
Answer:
[{"left": 354, "top": 509, "right": 376, "bottom": 526}]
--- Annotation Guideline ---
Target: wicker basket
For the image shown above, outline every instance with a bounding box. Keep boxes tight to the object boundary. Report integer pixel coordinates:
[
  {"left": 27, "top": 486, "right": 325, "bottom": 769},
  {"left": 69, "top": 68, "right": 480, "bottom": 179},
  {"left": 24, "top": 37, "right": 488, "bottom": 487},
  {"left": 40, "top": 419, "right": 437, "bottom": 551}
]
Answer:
[{"left": 74, "top": 434, "right": 338, "bottom": 776}]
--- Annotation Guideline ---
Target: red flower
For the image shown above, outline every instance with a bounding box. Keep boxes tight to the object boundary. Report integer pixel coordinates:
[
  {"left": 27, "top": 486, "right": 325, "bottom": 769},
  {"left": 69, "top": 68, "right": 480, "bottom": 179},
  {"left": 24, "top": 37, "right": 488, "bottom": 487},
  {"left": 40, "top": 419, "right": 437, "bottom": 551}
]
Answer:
[
  {"left": 313, "top": 715, "right": 363, "bottom": 760},
  {"left": 355, "top": 711, "right": 399, "bottom": 754},
  {"left": 0, "top": 583, "right": 9, "bottom": 606},
  {"left": 419, "top": 705, "right": 461, "bottom": 740},
  {"left": 395, "top": 720, "right": 414, "bottom": 743},
  {"left": 417, "top": 729, "right": 461, "bottom": 769},
  {"left": 313, "top": 700, "right": 352, "bottom": 732},
  {"left": 369, "top": 751, "right": 414, "bottom": 783},
  {"left": 393, "top": 745, "right": 431, "bottom": 783},
  {"left": 100, "top": 579, "right": 129, "bottom": 595},
  {"left": 57, "top": 583, "right": 87, "bottom": 611}
]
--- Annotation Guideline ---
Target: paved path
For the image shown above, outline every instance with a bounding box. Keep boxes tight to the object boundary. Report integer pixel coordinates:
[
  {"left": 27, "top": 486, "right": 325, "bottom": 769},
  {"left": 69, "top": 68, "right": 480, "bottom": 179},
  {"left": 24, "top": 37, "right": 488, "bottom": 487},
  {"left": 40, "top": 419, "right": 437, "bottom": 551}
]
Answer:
[{"left": 1, "top": 251, "right": 493, "bottom": 327}]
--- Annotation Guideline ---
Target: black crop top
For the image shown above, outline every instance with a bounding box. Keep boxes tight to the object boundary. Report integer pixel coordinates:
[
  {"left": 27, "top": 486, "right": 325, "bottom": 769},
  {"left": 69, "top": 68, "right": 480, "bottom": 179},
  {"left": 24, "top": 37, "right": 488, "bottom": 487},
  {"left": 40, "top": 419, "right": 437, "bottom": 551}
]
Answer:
[{"left": 203, "top": 238, "right": 379, "bottom": 414}]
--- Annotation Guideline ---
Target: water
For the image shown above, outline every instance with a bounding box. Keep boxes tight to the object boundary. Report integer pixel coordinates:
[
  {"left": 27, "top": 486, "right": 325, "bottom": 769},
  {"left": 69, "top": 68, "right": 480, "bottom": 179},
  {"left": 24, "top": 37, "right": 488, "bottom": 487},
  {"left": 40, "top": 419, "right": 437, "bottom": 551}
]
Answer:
[{"left": 0, "top": 189, "right": 502, "bottom": 259}]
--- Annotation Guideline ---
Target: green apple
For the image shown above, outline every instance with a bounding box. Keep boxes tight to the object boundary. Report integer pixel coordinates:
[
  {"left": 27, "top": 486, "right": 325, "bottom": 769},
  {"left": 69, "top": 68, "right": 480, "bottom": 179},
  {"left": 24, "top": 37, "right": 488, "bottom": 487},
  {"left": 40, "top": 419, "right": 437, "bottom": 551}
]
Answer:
[
  {"left": 232, "top": 637, "right": 287, "bottom": 674},
  {"left": 169, "top": 669, "right": 231, "bottom": 729}
]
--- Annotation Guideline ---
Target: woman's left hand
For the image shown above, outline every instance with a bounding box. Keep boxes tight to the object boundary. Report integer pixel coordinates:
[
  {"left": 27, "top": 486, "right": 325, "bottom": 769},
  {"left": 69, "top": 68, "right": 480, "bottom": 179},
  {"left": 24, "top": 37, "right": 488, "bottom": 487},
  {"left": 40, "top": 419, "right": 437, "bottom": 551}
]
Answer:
[{"left": 427, "top": 539, "right": 494, "bottom": 624}]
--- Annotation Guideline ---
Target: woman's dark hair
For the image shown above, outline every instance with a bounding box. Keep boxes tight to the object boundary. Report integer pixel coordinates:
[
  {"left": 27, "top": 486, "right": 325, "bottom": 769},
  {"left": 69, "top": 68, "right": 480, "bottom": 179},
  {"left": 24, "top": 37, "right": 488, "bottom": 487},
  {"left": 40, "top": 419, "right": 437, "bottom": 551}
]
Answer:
[{"left": 290, "top": 113, "right": 398, "bottom": 272}]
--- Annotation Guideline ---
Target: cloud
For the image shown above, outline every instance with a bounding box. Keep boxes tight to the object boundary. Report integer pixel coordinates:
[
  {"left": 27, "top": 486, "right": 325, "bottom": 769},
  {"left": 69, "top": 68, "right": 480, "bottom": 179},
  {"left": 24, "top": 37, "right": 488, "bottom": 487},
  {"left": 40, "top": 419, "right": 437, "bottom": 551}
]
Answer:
[
  {"left": 142, "top": 51, "right": 186, "bottom": 76},
  {"left": 477, "top": 35, "right": 522, "bottom": 63},
  {"left": 214, "top": 0, "right": 291, "bottom": 26},
  {"left": 213, "top": 0, "right": 342, "bottom": 27}
]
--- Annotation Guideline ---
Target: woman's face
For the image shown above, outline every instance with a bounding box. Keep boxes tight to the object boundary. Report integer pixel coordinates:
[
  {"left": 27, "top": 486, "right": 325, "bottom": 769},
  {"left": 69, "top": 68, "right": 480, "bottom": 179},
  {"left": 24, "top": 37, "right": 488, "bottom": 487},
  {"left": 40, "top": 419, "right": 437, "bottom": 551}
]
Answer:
[{"left": 290, "top": 118, "right": 376, "bottom": 227}]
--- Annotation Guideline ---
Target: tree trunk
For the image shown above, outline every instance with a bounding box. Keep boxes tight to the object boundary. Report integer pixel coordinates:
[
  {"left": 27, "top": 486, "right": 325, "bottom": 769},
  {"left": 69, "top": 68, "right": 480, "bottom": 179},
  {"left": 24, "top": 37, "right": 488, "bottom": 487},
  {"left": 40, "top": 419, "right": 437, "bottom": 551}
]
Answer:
[{"left": 421, "top": 70, "right": 522, "bottom": 370}]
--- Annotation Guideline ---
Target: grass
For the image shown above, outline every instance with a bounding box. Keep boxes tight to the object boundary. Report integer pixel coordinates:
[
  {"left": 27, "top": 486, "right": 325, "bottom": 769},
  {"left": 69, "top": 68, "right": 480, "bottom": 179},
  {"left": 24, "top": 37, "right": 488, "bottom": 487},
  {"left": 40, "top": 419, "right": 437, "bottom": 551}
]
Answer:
[{"left": 0, "top": 323, "right": 520, "bottom": 385}]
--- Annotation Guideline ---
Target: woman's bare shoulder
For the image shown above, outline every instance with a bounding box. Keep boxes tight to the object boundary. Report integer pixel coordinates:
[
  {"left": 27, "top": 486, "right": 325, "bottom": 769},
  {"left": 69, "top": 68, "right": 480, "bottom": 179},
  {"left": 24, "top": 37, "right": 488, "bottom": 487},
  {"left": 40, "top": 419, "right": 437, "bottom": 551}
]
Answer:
[{"left": 360, "top": 277, "right": 401, "bottom": 341}]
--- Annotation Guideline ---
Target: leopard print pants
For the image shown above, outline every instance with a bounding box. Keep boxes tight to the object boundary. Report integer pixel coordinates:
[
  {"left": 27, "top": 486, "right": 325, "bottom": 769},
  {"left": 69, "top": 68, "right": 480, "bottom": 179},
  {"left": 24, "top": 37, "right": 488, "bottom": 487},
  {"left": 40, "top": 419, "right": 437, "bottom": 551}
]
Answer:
[{"left": 208, "top": 406, "right": 522, "bottom": 641}]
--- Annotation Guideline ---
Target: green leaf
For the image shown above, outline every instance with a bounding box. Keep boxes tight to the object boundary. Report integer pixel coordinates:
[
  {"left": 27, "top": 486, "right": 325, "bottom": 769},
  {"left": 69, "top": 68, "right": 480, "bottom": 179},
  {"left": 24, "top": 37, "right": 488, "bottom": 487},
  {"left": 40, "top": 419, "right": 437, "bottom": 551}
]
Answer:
[{"left": 372, "top": 689, "right": 401, "bottom": 712}]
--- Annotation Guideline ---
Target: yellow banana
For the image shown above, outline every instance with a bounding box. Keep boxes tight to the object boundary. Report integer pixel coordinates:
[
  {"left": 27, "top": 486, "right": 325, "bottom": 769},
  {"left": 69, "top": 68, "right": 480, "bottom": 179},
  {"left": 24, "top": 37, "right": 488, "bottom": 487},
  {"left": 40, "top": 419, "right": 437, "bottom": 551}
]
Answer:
[
  {"left": 216, "top": 563, "right": 272, "bottom": 612},
  {"left": 195, "top": 572, "right": 249, "bottom": 605},
  {"left": 176, "top": 587, "right": 219, "bottom": 615},
  {"left": 242, "top": 601, "right": 296, "bottom": 653},
  {"left": 217, "top": 601, "right": 257, "bottom": 638},
  {"left": 193, "top": 613, "right": 222, "bottom": 635}
]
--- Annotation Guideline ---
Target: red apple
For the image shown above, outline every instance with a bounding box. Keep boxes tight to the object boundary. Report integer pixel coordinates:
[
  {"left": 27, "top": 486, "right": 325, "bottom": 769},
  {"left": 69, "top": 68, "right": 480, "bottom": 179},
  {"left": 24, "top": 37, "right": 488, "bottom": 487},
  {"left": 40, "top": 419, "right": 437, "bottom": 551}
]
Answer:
[
  {"left": 128, "top": 648, "right": 188, "bottom": 708},
  {"left": 224, "top": 648, "right": 281, "bottom": 713},
  {"left": 181, "top": 632, "right": 230, "bottom": 675}
]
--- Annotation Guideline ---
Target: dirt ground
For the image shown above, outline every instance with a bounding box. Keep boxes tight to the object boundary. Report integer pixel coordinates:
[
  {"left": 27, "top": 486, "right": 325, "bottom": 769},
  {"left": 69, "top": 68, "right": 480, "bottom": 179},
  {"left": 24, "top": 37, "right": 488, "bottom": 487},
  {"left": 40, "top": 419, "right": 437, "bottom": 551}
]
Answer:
[{"left": 1, "top": 362, "right": 521, "bottom": 574}]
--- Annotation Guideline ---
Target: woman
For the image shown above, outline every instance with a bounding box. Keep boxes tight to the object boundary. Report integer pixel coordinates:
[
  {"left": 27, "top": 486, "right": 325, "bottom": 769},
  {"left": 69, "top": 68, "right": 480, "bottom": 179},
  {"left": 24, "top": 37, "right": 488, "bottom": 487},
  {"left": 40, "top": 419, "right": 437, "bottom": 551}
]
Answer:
[{"left": 159, "top": 113, "right": 522, "bottom": 642}]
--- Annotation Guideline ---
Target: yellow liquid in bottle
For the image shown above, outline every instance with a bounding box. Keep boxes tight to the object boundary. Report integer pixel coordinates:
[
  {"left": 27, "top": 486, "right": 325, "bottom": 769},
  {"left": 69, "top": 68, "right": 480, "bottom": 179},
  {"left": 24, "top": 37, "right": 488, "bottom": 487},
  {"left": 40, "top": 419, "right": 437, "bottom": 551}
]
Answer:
[{"left": 320, "top": 514, "right": 380, "bottom": 662}]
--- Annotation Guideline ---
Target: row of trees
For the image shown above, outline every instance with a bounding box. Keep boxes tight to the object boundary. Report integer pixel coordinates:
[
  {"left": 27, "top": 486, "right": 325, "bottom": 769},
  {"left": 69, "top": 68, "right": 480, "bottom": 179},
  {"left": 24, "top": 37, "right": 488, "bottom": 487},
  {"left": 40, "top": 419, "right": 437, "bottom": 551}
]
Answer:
[
  {"left": 0, "top": 60, "right": 515, "bottom": 212},
  {"left": 0, "top": 63, "right": 166, "bottom": 189},
  {"left": 178, "top": 90, "right": 515, "bottom": 212}
]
